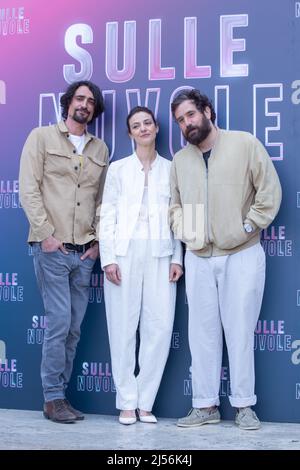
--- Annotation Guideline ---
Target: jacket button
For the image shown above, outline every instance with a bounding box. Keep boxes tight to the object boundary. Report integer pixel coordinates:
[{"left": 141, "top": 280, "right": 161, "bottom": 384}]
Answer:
[
  {"left": 77, "top": 202, "right": 80, "bottom": 206},
  {"left": 78, "top": 184, "right": 80, "bottom": 188},
  {"left": 74, "top": 166, "right": 78, "bottom": 170},
  {"left": 73, "top": 149, "right": 76, "bottom": 154}
]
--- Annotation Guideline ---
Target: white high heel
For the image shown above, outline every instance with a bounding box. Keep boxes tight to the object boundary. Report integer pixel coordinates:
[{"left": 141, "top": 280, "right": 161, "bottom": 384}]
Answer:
[
  {"left": 119, "top": 411, "right": 137, "bottom": 425},
  {"left": 138, "top": 410, "right": 157, "bottom": 423}
]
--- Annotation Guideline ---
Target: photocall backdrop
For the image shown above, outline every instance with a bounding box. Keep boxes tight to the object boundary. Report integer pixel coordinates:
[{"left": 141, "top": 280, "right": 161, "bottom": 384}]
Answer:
[{"left": 0, "top": 0, "right": 299, "bottom": 423}]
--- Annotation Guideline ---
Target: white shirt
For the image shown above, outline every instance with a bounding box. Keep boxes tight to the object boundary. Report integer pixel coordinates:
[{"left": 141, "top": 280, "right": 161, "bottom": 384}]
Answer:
[{"left": 68, "top": 133, "right": 85, "bottom": 154}]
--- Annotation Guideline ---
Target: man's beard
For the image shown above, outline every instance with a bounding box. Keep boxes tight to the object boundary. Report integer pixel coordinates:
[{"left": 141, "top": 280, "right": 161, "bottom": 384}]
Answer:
[
  {"left": 184, "top": 117, "right": 212, "bottom": 145},
  {"left": 72, "top": 109, "right": 90, "bottom": 124}
]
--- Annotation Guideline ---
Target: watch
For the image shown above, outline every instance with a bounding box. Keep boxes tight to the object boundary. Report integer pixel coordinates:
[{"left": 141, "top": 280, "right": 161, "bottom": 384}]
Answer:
[{"left": 243, "top": 223, "right": 254, "bottom": 233}]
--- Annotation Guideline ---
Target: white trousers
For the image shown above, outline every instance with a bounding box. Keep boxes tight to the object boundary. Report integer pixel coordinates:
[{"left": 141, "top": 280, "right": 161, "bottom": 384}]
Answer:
[
  {"left": 104, "top": 237, "right": 176, "bottom": 411},
  {"left": 185, "top": 243, "right": 266, "bottom": 408}
]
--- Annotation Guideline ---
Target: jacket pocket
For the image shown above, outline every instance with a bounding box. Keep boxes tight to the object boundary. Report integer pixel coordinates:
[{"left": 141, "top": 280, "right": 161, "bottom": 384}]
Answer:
[
  {"left": 45, "top": 148, "right": 72, "bottom": 177},
  {"left": 87, "top": 155, "right": 107, "bottom": 167},
  {"left": 213, "top": 219, "right": 248, "bottom": 250},
  {"left": 85, "top": 156, "right": 107, "bottom": 186}
]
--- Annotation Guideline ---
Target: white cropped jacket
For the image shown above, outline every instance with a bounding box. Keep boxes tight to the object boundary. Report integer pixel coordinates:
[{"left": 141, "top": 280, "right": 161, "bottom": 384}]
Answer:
[{"left": 99, "top": 153, "right": 182, "bottom": 268}]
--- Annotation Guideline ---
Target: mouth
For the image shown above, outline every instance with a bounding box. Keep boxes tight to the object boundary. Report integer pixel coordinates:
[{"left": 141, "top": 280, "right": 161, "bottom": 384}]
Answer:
[
  {"left": 186, "top": 128, "right": 200, "bottom": 140},
  {"left": 187, "top": 127, "right": 197, "bottom": 136},
  {"left": 77, "top": 109, "right": 89, "bottom": 116}
]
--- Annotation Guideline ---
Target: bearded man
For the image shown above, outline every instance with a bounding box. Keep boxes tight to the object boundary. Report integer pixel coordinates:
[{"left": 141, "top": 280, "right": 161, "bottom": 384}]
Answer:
[{"left": 170, "top": 89, "right": 281, "bottom": 430}]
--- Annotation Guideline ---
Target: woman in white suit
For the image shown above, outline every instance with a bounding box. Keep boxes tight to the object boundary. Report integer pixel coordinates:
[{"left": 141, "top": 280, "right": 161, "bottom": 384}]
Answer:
[{"left": 100, "top": 106, "right": 183, "bottom": 424}]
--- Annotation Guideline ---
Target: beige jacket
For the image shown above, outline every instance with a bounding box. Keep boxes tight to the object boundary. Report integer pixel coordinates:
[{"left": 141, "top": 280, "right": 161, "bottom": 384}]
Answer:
[
  {"left": 19, "top": 120, "right": 108, "bottom": 244},
  {"left": 170, "top": 129, "right": 282, "bottom": 257}
]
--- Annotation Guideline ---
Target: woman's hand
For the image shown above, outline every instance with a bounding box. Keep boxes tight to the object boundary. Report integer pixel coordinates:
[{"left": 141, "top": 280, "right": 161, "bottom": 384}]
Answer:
[
  {"left": 104, "top": 263, "right": 122, "bottom": 285},
  {"left": 169, "top": 263, "right": 183, "bottom": 282}
]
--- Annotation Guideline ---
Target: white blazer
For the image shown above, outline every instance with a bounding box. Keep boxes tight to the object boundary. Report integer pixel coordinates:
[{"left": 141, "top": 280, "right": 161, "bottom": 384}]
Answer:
[{"left": 99, "top": 153, "right": 182, "bottom": 268}]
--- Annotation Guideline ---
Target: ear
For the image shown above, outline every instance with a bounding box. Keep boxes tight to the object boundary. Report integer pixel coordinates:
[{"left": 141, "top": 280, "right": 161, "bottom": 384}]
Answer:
[
  {"left": 204, "top": 106, "right": 211, "bottom": 120},
  {"left": 156, "top": 125, "right": 159, "bottom": 134}
]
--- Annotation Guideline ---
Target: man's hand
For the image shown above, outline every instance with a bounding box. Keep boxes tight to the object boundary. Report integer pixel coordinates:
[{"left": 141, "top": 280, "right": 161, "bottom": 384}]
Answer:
[
  {"left": 169, "top": 263, "right": 183, "bottom": 282},
  {"left": 80, "top": 241, "right": 99, "bottom": 261},
  {"left": 104, "top": 263, "right": 122, "bottom": 285},
  {"left": 41, "top": 235, "right": 68, "bottom": 254}
]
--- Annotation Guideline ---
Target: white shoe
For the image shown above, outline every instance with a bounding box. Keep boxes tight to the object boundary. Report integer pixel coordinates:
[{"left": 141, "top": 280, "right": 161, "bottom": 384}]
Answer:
[
  {"left": 138, "top": 412, "right": 157, "bottom": 423},
  {"left": 119, "top": 411, "right": 137, "bottom": 425}
]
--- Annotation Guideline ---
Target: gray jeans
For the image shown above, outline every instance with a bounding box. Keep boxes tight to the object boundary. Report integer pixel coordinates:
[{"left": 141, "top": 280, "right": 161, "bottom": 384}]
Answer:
[{"left": 32, "top": 243, "right": 95, "bottom": 402}]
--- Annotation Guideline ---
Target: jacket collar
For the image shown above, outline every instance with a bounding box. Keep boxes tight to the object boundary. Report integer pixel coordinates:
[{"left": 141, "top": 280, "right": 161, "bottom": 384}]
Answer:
[
  {"left": 58, "top": 120, "right": 94, "bottom": 144},
  {"left": 132, "top": 152, "right": 160, "bottom": 171}
]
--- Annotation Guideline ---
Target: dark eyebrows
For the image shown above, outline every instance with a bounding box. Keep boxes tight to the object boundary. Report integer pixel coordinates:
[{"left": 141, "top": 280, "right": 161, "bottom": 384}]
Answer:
[
  {"left": 74, "top": 94, "right": 95, "bottom": 104},
  {"left": 131, "top": 118, "right": 154, "bottom": 126}
]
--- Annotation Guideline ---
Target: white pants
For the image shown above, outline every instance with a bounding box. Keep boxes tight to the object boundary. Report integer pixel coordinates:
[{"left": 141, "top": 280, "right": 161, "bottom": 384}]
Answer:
[
  {"left": 104, "top": 237, "right": 176, "bottom": 411},
  {"left": 185, "top": 243, "right": 265, "bottom": 408}
]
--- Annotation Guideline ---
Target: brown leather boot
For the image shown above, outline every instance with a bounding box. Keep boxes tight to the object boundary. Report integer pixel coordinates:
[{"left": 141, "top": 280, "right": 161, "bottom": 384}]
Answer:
[
  {"left": 64, "top": 399, "right": 85, "bottom": 420},
  {"left": 43, "top": 399, "right": 76, "bottom": 423}
]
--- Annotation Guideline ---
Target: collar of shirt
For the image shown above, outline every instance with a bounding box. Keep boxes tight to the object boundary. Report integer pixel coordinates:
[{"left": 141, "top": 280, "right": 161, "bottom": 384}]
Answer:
[
  {"left": 133, "top": 152, "right": 160, "bottom": 172},
  {"left": 58, "top": 120, "right": 94, "bottom": 145}
]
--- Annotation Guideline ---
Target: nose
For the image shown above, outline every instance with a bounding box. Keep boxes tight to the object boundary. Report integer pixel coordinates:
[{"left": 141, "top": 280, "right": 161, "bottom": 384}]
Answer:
[
  {"left": 81, "top": 98, "right": 89, "bottom": 109},
  {"left": 184, "top": 116, "right": 193, "bottom": 127}
]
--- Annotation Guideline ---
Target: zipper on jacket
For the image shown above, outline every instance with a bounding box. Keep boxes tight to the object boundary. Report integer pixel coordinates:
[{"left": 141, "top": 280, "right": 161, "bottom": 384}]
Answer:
[
  {"left": 205, "top": 165, "right": 210, "bottom": 244},
  {"left": 202, "top": 150, "right": 211, "bottom": 246}
]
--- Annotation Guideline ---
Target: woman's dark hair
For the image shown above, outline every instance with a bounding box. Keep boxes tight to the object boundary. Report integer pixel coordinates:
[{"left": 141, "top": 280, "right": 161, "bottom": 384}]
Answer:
[
  {"left": 171, "top": 89, "right": 216, "bottom": 124},
  {"left": 60, "top": 80, "right": 105, "bottom": 122},
  {"left": 126, "top": 106, "right": 157, "bottom": 133}
]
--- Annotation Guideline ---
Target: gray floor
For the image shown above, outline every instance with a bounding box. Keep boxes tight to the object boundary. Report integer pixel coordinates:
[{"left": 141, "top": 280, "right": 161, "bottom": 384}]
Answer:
[{"left": 0, "top": 408, "right": 300, "bottom": 450}]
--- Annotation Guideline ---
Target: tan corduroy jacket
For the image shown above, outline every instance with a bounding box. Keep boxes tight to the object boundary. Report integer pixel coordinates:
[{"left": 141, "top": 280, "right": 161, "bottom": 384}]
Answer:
[
  {"left": 19, "top": 120, "right": 108, "bottom": 244},
  {"left": 170, "top": 129, "right": 282, "bottom": 257}
]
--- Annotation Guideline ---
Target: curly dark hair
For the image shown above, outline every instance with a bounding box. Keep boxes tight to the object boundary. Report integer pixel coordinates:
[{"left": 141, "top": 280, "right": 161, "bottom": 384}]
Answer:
[
  {"left": 126, "top": 106, "right": 157, "bottom": 133},
  {"left": 171, "top": 89, "right": 216, "bottom": 124},
  {"left": 60, "top": 80, "right": 105, "bottom": 123}
]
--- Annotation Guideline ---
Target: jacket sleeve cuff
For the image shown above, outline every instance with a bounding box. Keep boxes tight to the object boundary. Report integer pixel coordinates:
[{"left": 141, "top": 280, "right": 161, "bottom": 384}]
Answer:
[
  {"left": 99, "top": 244, "right": 117, "bottom": 270},
  {"left": 100, "top": 258, "right": 118, "bottom": 270},
  {"left": 171, "top": 257, "right": 182, "bottom": 266},
  {"left": 171, "top": 239, "right": 183, "bottom": 266}
]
